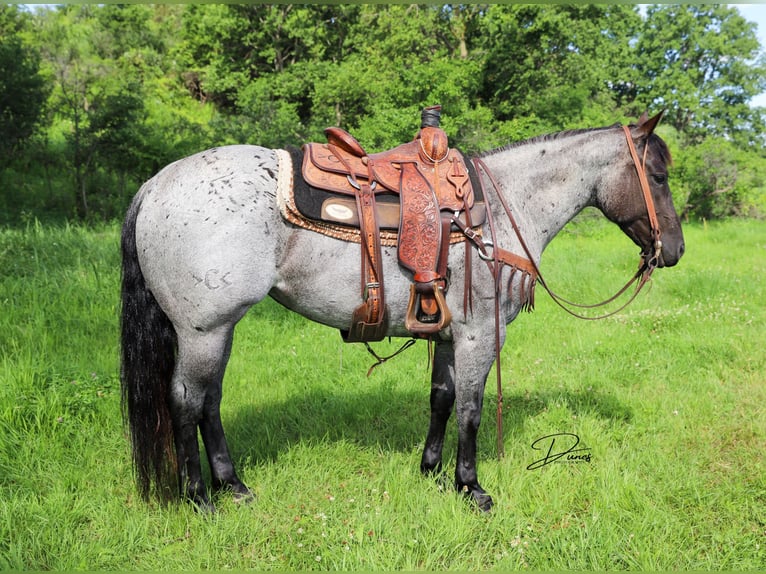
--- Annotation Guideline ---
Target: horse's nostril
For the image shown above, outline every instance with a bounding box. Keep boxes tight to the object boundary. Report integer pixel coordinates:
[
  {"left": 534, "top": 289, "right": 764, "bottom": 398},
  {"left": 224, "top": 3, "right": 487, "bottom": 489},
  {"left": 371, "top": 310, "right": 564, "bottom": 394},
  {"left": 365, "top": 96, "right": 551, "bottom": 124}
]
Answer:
[{"left": 679, "top": 243, "right": 686, "bottom": 257}]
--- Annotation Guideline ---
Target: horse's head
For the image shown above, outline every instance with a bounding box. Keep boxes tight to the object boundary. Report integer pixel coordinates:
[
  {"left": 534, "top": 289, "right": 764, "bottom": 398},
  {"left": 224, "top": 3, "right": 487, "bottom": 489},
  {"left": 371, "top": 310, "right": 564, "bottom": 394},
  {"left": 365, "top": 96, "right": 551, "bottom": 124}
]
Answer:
[{"left": 599, "top": 112, "right": 685, "bottom": 268}]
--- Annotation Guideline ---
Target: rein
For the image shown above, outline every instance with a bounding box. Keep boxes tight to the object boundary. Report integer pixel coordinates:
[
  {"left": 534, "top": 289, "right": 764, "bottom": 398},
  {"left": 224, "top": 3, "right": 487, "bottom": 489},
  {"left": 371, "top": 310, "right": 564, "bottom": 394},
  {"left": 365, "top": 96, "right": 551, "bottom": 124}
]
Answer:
[{"left": 469, "top": 125, "right": 664, "bottom": 457}]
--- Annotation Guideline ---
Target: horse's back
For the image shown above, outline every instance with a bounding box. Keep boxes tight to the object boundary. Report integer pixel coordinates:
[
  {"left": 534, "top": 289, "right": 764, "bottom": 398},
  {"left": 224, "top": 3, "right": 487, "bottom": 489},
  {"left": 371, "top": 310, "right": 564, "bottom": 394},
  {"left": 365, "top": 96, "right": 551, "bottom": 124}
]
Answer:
[{"left": 132, "top": 145, "right": 286, "bottom": 333}]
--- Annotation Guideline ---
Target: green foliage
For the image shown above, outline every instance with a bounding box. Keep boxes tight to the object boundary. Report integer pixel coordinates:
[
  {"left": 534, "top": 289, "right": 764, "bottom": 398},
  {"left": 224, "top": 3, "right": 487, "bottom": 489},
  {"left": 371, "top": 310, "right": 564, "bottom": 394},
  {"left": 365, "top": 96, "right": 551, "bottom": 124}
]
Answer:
[
  {"left": 635, "top": 5, "right": 766, "bottom": 148},
  {"left": 0, "top": 6, "right": 50, "bottom": 164},
  {"left": 1, "top": 220, "right": 764, "bottom": 569},
  {"left": 675, "top": 138, "right": 766, "bottom": 219},
  {"left": 479, "top": 4, "right": 642, "bottom": 127},
  {"left": 33, "top": 5, "right": 158, "bottom": 218},
  {"left": 1, "top": 4, "right": 765, "bottom": 222}
]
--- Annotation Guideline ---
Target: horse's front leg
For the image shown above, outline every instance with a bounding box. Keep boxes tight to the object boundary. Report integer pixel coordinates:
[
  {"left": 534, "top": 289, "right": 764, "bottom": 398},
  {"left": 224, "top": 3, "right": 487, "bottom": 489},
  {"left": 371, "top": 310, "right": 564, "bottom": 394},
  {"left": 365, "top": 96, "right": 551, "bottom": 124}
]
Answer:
[
  {"left": 420, "top": 341, "right": 456, "bottom": 476},
  {"left": 452, "top": 333, "right": 496, "bottom": 512}
]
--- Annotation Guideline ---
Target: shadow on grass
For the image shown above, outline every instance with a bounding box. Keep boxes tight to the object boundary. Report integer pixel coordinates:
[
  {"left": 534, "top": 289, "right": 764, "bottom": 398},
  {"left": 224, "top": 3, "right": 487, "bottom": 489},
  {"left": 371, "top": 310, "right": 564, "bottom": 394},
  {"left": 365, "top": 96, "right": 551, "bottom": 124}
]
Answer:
[
  {"left": 502, "top": 388, "right": 634, "bottom": 429},
  {"left": 223, "top": 384, "right": 634, "bottom": 467}
]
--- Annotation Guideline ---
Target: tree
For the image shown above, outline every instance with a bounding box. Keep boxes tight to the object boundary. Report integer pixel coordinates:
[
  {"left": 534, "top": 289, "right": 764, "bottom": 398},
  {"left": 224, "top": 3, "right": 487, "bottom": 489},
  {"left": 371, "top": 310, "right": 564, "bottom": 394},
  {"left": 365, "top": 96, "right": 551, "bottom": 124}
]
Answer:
[
  {"left": 477, "top": 4, "right": 642, "bottom": 129},
  {"left": 36, "top": 5, "right": 161, "bottom": 218},
  {"left": 675, "top": 138, "right": 766, "bottom": 219},
  {"left": 0, "top": 6, "right": 49, "bottom": 165},
  {"left": 4, "top": 3, "right": 764, "bottom": 222},
  {"left": 633, "top": 5, "right": 766, "bottom": 147},
  {"left": 304, "top": 5, "right": 494, "bottom": 150}
]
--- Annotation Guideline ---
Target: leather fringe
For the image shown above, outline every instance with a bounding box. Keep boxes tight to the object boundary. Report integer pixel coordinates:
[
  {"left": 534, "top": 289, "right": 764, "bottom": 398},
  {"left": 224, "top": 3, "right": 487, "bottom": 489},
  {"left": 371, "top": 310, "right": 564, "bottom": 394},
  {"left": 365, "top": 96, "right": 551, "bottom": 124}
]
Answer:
[{"left": 505, "top": 266, "right": 537, "bottom": 314}]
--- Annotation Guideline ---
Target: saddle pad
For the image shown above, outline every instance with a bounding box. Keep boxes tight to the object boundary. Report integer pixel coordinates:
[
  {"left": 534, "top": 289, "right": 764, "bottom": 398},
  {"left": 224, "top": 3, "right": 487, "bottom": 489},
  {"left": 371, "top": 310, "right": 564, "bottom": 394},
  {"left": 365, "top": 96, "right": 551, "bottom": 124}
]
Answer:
[{"left": 276, "top": 148, "right": 483, "bottom": 247}]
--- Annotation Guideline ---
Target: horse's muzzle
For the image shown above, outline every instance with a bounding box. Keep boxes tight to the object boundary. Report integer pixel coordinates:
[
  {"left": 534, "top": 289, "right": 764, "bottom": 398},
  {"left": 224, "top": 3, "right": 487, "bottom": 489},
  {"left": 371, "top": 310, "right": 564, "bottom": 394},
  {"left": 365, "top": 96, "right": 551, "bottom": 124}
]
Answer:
[{"left": 652, "top": 238, "right": 685, "bottom": 268}]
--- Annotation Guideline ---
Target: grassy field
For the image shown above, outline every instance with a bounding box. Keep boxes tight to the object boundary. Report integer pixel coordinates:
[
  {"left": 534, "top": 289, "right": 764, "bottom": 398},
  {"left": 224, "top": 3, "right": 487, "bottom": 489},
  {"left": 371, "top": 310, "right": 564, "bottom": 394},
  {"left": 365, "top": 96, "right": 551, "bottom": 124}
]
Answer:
[{"left": 1, "top": 217, "right": 764, "bottom": 570}]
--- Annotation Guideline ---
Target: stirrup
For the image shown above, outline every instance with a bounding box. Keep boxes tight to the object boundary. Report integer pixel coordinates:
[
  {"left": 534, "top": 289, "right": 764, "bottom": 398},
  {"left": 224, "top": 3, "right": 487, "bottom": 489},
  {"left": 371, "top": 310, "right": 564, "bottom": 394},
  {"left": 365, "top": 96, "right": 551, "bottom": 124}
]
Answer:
[{"left": 405, "top": 283, "right": 452, "bottom": 337}]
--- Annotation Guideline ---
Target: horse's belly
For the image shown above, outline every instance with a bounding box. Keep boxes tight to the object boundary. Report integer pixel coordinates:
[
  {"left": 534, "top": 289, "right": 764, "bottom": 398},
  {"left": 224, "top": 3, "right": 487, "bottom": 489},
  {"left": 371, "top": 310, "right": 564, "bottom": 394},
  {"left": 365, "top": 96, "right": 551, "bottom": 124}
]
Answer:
[{"left": 269, "top": 234, "right": 415, "bottom": 336}]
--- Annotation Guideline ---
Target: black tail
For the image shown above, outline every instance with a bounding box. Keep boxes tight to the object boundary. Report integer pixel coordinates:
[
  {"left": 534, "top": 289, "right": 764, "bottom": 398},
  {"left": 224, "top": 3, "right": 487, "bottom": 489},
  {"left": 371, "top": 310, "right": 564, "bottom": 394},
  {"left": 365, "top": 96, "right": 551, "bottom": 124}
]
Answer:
[{"left": 120, "top": 191, "right": 178, "bottom": 502}]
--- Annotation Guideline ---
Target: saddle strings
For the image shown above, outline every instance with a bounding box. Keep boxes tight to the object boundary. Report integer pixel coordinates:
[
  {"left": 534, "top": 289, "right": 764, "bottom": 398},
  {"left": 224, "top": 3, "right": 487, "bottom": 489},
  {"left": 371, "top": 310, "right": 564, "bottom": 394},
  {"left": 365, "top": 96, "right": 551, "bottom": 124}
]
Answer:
[
  {"left": 357, "top": 127, "right": 661, "bottom": 458},
  {"left": 362, "top": 339, "right": 417, "bottom": 377}
]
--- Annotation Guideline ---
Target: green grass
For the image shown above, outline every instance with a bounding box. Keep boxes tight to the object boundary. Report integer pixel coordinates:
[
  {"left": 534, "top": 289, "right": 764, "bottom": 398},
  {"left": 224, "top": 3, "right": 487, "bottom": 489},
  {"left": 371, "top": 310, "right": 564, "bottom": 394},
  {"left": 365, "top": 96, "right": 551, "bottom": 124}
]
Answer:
[{"left": 1, "top": 217, "right": 764, "bottom": 570}]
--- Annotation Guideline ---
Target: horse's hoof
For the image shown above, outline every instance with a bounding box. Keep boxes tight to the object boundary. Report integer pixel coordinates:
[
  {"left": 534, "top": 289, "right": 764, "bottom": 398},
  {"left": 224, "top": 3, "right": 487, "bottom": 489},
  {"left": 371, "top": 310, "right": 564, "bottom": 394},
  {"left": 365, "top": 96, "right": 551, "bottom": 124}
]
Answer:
[
  {"left": 421, "top": 468, "right": 452, "bottom": 493},
  {"left": 183, "top": 485, "right": 216, "bottom": 513},
  {"left": 191, "top": 496, "right": 216, "bottom": 514},
  {"left": 420, "top": 460, "right": 443, "bottom": 477},
  {"left": 232, "top": 488, "right": 255, "bottom": 505},
  {"left": 213, "top": 480, "right": 255, "bottom": 505},
  {"left": 472, "top": 491, "right": 494, "bottom": 512},
  {"left": 459, "top": 484, "right": 494, "bottom": 512}
]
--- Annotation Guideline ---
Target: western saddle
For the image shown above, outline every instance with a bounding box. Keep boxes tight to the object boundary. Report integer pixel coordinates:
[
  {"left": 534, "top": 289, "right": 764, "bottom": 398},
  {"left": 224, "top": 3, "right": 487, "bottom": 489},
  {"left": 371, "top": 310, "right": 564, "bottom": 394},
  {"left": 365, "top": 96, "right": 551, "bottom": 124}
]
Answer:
[{"left": 301, "top": 106, "right": 483, "bottom": 342}]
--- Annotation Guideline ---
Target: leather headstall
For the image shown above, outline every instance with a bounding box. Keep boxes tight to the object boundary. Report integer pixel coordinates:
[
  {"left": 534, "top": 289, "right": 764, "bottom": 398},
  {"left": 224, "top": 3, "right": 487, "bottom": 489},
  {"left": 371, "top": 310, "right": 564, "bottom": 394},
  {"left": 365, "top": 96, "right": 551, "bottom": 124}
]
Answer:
[{"left": 622, "top": 125, "right": 663, "bottom": 272}]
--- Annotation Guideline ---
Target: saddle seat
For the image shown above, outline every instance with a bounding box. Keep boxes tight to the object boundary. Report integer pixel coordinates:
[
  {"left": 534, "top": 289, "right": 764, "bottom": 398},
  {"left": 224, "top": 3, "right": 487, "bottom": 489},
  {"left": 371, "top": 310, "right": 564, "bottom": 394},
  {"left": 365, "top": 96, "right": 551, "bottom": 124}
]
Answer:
[
  {"left": 304, "top": 128, "right": 473, "bottom": 214},
  {"left": 300, "top": 107, "right": 483, "bottom": 342}
]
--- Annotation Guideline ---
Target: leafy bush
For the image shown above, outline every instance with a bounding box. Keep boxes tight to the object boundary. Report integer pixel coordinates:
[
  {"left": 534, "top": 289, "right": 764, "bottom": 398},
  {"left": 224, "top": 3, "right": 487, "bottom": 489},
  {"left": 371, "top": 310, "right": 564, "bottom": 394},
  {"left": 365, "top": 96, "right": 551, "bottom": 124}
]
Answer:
[{"left": 675, "top": 138, "right": 766, "bottom": 219}]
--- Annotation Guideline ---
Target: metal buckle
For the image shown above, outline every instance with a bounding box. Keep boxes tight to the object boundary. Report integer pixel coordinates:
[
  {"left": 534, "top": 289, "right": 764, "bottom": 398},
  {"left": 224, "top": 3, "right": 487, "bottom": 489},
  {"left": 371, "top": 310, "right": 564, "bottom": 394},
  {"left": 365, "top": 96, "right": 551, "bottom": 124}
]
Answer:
[
  {"left": 477, "top": 240, "right": 495, "bottom": 261},
  {"left": 346, "top": 175, "right": 376, "bottom": 192},
  {"left": 363, "top": 282, "right": 380, "bottom": 301}
]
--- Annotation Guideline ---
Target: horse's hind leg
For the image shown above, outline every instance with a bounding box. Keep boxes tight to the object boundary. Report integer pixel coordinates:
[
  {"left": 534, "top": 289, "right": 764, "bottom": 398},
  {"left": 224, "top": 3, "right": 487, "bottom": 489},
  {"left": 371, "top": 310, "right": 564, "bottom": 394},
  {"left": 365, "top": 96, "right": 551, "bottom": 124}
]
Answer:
[
  {"left": 420, "top": 341, "right": 456, "bottom": 476},
  {"left": 169, "top": 326, "right": 248, "bottom": 511},
  {"left": 199, "top": 331, "right": 253, "bottom": 503}
]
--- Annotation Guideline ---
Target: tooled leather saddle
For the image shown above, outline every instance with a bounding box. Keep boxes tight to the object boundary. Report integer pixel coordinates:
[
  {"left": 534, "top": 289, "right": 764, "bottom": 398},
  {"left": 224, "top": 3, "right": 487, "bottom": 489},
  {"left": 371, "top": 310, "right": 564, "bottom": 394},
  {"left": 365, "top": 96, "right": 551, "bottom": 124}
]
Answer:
[{"left": 300, "top": 106, "right": 485, "bottom": 342}]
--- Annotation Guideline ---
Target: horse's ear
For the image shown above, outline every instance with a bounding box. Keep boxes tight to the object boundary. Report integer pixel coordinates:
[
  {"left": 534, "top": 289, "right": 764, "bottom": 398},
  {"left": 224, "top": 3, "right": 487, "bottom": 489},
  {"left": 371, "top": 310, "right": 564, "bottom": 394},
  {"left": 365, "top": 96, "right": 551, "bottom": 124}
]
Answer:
[{"left": 635, "top": 110, "right": 664, "bottom": 136}]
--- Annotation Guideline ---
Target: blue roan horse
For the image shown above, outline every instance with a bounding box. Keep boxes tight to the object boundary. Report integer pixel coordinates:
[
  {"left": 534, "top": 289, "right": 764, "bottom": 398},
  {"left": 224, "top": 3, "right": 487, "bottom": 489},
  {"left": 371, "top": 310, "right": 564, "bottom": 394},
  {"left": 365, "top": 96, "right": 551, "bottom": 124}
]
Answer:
[{"left": 120, "top": 113, "right": 684, "bottom": 512}]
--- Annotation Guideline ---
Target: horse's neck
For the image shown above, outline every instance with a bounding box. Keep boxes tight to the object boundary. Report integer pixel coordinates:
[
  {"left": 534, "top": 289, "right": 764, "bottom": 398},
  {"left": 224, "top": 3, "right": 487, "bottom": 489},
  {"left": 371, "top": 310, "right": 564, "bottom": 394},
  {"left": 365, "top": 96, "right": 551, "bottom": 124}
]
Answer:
[{"left": 479, "top": 130, "right": 615, "bottom": 258}]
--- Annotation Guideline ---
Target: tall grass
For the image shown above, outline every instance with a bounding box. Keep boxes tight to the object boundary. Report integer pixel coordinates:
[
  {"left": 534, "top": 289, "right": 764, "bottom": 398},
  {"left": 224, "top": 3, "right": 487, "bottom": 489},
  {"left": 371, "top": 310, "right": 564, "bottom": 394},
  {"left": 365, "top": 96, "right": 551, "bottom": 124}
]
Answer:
[{"left": 0, "top": 218, "right": 764, "bottom": 570}]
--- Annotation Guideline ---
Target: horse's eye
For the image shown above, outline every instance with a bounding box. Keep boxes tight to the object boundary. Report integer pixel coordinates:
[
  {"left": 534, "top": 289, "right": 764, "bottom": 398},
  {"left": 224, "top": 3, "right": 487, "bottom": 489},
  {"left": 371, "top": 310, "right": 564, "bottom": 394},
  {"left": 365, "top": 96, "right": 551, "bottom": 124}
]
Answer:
[{"left": 651, "top": 174, "right": 667, "bottom": 185}]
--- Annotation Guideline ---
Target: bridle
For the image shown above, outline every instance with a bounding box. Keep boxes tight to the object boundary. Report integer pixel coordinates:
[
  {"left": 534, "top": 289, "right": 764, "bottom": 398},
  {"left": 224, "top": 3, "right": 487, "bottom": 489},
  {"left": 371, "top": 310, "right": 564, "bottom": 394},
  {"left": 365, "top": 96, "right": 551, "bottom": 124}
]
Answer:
[
  {"left": 469, "top": 124, "right": 665, "bottom": 457},
  {"left": 623, "top": 125, "right": 663, "bottom": 272},
  {"left": 473, "top": 124, "right": 664, "bottom": 322}
]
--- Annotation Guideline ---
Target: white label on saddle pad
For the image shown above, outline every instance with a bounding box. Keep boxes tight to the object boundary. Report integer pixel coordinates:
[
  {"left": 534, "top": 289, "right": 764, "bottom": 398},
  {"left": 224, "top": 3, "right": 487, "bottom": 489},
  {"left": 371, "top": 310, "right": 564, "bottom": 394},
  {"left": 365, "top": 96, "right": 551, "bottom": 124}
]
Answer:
[{"left": 324, "top": 203, "right": 355, "bottom": 222}]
